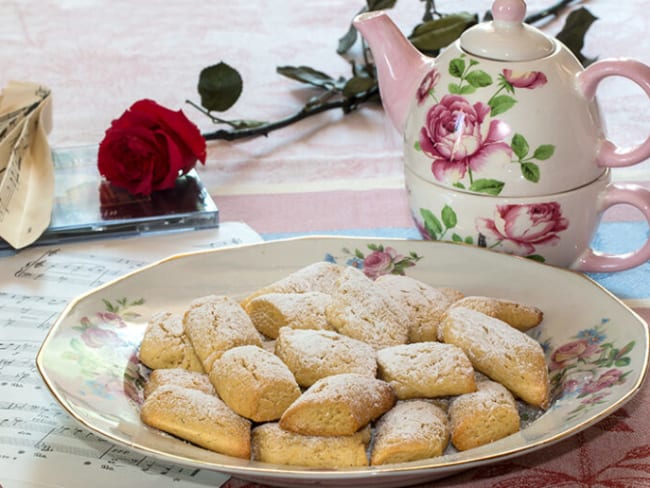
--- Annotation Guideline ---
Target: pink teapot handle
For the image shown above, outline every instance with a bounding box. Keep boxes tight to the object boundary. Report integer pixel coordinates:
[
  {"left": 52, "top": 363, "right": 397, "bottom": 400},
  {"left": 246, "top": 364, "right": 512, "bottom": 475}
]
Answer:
[
  {"left": 578, "top": 58, "right": 650, "bottom": 168},
  {"left": 573, "top": 183, "right": 650, "bottom": 273}
]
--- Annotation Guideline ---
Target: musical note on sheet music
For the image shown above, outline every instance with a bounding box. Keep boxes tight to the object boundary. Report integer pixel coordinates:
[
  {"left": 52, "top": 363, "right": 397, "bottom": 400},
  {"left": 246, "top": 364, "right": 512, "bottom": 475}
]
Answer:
[{"left": 14, "top": 249, "right": 147, "bottom": 288}]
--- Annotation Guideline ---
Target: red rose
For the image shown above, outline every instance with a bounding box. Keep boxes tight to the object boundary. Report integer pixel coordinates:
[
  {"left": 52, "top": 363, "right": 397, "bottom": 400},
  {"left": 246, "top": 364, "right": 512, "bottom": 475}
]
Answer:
[{"left": 98, "top": 99, "right": 206, "bottom": 195}]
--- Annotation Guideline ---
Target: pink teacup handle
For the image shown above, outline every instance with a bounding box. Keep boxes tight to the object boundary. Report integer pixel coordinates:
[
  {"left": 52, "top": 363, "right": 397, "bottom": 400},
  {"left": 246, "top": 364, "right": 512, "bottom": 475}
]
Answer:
[
  {"left": 578, "top": 58, "right": 650, "bottom": 168},
  {"left": 573, "top": 183, "right": 650, "bottom": 273}
]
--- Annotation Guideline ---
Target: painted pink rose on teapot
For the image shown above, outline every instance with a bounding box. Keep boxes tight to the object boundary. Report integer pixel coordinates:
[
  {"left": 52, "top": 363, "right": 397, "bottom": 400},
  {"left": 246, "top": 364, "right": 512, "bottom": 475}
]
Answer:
[
  {"left": 475, "top": 202, "right": 569, "bottom": 256},
  {"left": 502, "top": 69, "right": 547, "bottom": 89},
  {"left": 419, "top": 94, "right": 512, "bottom": 189}
]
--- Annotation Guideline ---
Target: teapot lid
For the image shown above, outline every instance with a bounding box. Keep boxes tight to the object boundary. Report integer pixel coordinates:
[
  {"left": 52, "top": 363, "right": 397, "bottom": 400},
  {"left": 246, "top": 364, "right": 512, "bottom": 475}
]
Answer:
[{"left": 460, "top": 0, "right": 555, "bottom": 61}]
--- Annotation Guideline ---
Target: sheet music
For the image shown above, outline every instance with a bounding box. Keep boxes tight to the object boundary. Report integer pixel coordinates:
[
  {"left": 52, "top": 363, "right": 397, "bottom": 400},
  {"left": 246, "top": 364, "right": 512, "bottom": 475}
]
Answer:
[
  {"left": 0, "top": 222, "right": 262, "bottom": 488},
  {"left": 0, "top": 82, "right": 54, "bottom": 249}
]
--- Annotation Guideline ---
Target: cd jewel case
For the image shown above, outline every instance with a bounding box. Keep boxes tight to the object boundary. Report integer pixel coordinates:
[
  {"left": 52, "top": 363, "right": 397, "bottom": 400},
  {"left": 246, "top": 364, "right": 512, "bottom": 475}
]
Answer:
[{"left": 7, "top": 145, "right": 219, "bottom": 248}]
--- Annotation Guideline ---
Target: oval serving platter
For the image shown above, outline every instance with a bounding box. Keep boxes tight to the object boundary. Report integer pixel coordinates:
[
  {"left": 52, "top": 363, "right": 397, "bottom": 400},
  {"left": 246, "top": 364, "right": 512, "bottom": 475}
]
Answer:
[{"left": 36, "top": 236, "right": 649, "bottom": 487}]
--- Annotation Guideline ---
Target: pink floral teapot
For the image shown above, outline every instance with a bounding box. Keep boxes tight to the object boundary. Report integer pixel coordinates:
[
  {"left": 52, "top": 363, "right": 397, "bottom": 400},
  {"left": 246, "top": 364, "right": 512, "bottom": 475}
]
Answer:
[
  {"left": 354, "top": 0, "right": 650, "bottom": 198},
  {"left": 354, "top": 0, "right": 650, "bottom": 272}
]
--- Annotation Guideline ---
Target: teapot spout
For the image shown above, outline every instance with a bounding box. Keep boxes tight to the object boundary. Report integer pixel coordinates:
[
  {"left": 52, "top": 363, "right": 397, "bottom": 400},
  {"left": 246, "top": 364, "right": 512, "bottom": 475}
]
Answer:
[{"left": 354, "top": 11, "right": 432, "bottom": 134}]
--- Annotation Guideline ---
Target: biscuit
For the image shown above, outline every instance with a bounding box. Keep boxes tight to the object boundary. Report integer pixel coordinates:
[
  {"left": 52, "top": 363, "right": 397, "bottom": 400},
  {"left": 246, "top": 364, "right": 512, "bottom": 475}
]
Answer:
[
  {"left": 325, "top": 267, "right": 408, "bottom": 348},
  {"left": 241, "top": 261, "right": 344, "bottom": 308},
  {"left": 251, "top": 422, "right": 370, "bottom": 467},
  {"left": 375, "top": 274, "right": 458, "bottom": 342},
  {"left": 376, "top": 342, "right": 476, "bottom": 399},
  {"left": 183, "top": 295, "right": 263, "bottom": 372},
  {"left": 210, "top": 345, "right": 301, "bottom": 422},
  {"left": 140, "top": 384, "right": 251, "bottom": 458},
  {"left": 449, "top": 296, "right": 543, "bottom": 331},
  {"left": 371, "top": 400, "right": 450, "bottom": 465},
  {"left": 138, "top": 312, "right": 204, "bottom": 372},
  {"left": 244, "top": 291, "right": 334, "bottom": 339},
  {"left": 439, "top": 307, "right": 549, "bottom": 408},
  {"left": 449, "top": 379, "right": 520, "bottom": 451},
  {"left": 274, "top": 327, "right": 377, "bottom": 387},
  {"left": 143, "top": 368, "right": 215, "bottom": 399},
  {"left": 279, "top": 373, "right": 396, "bottom": 436}
]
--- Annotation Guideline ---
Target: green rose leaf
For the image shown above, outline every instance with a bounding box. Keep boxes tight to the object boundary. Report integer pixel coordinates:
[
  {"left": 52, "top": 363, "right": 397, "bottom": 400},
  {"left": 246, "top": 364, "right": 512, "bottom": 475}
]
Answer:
[
  {"left": 465, "top": 70, "right": 493, "bottom": 88},
  {"left": 526, "top": 255, "right": 546, "bottom": 263},
  {"left": 337, "top": 24, "right": 359, "bottom": 55},
  {"left": 618, "top": 341, "right": 636, "bottom": 358},
  {"left": 338, "top": 0, "right": 398, "bottom": 55},
  {"left": 414, "top": 140, "right": 421, "bottom": 151},
  {"left": 489, "top": 95, "right": 517, "bottom": 116},
  {"left": 464, "top": 236, "right": 474, "bottom": 245},
  {"left": 533, "top": 144, "right": 555, "bottom": 161},
  {"left": 276, "top": 65, "right": 341, "bottom": 90},
  {"left": 511, "top": 133, "right": 529, "bottom": 160},
  {"left": 198, "top": 62, "right": 243, "bottom": 112},
  {"left": 441, "top": 204, "right": 458, "bottom": 229},
  {"left": 556, "top": 7, "right": 599, "bottom": 66},
  {"left": 470, "top": 179, "right": 505, "bottom": 196},
  {"left": 367, "top": 0, "right": 398, "bottom": 10},
  {"left": 343, "top": 76, "right": 377, "bottom": 98},
  {"left": 452, "top": 233, "right": 464, "bottom": 242},
  {"left": 448, "top": 83, "right": 462, "bottom": 94},
  {"left": 521, "top": 162, "right": 541, "bottom": 183},
  {"left": 420, "top": 208, "right": 443, "bottom": 237},
  {"left": 498, "top": 75, "right": 515, "bottom": 94},
  {"left": 459, "top": 85, "right": 477, "bottom": 95},
  {"left": 449, "top": 58, "right": 466, "bottom": 78},
  {"left": 409, "top": 13, "right": 478, "bottom": 54}
]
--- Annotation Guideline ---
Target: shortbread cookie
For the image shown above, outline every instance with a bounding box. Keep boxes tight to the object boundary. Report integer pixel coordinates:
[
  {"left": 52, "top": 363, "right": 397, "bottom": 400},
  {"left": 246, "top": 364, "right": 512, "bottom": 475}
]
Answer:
[
  {"left": 449, "top": 296, "right": 543, "bottom": 331},
  {"left": 377, "top": 342, "right": 476, "bottom": 399},
  {"left": 279, "top": 373, "right": 396, "bottom": 436},
  {"left": 143, "top": 368, "right": 215, "bottom": 399},
  {"left": 371, "top": 400, "right": 450, "bottom": 465},
  {"left": 244, "top": 291, "right": 334, "bottom": 339},
  {"left": 325, "top": 267, "right": 408, "bottom": 348},
  {"left": 449, "top": 379, "right": 520, "bottom": 451},
  {"left": 241, "top": 261, "right": 344, "bottom": 308},
  {"left": 210, "top": 345, "right": 301, "bottom": 422},
  {"left": 439, "top": 307, "right": 549, "bottom": 408},
  {"left": 140, "top": 384, "right": 251, "bottom": 458},
  {"left": 274, "top": 327, "right": 377, "bottom": 387},
  {"left": 375, "top": 274, "right": 458, "bottom": 342},
  {"left": 183, "top": 295, "right": 263, "bottom": 372},
  {"left": 138, "top": 312, "right": 203, "bottom": 372},
  {"left": 438, "top": 287, "right": 465, "bottom": 304},
  {"left": 251, "top": 422, "right": 370, "bottom": 467}
]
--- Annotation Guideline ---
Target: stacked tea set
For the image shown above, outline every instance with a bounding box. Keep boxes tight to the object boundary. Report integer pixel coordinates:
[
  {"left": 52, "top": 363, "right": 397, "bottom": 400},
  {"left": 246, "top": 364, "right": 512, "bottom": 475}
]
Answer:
[{"left": 355, "top": 0, "right": 650, "bottom": 272}]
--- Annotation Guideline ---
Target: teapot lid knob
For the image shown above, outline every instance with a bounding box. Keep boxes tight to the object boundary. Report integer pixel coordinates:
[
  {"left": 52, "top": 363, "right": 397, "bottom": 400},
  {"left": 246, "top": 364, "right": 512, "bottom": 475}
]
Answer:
[
  {"left": 492, "top": 0, "right": 526, "bottom": 24},
  {"left": 460, "top": 0, "right": 554, "bottom": 61}
]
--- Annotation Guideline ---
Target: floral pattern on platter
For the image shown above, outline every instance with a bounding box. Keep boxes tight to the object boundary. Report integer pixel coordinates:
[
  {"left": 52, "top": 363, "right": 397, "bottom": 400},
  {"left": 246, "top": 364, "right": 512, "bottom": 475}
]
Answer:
[
  {"left": 417, "top": 201, "right": 569, "bottom": 263},
  {"left": 541, "top": 319, "right": 636, "bottom": 422},
  {"left": 324, "top": 243, "right": 422, "bottom": 279},
  {"left": 64, "top": 297, "right": 147, "bottom": 405},
  {"left": 414, "top": 56, "right": 555, "bottom": 196}
]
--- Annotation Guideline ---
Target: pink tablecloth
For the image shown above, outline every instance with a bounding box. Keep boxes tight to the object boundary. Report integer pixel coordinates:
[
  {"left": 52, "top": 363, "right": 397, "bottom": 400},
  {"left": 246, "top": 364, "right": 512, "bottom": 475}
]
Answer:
[{"left": 2, "top": 1, "right": 650, "bottom": 487}]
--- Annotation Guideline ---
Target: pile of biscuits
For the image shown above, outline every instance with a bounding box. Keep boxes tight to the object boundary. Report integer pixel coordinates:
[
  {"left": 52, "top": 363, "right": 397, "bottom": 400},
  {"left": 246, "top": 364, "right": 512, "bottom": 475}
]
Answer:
[{"left": 138, "top": 262, "right": 549, "bottom": 467}]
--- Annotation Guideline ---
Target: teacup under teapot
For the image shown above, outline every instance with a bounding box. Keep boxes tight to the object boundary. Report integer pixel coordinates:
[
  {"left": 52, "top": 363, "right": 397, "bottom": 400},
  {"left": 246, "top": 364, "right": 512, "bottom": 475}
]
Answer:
[{"left": 354, "top": 0, "right": 650, "bottom": 271}]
